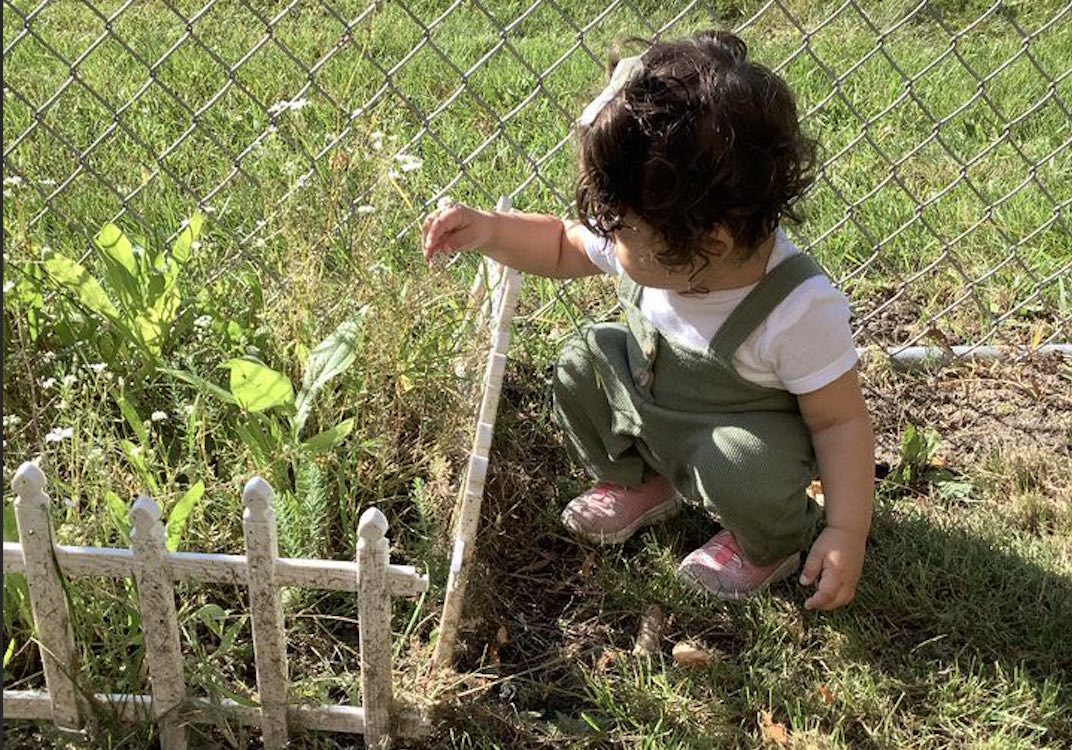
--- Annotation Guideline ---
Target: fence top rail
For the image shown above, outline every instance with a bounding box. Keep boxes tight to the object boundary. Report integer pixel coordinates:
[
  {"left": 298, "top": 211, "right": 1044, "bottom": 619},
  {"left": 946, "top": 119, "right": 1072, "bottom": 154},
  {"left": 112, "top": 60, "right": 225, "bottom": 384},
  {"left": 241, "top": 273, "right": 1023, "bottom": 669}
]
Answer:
[{"left": 2, "top": 540, "right": 427, "bottom": 596}]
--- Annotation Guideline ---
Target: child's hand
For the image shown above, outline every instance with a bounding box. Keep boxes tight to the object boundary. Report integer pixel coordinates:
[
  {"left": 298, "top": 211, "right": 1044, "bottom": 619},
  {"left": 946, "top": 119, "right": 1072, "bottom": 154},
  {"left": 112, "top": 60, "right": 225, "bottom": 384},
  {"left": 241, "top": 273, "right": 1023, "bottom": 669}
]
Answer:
[
  {"left": 421, "top": 203, "right": 494, "bottom": 264},
  {"left": 799, "top": 526, "right": 866, "bottom": 610}
]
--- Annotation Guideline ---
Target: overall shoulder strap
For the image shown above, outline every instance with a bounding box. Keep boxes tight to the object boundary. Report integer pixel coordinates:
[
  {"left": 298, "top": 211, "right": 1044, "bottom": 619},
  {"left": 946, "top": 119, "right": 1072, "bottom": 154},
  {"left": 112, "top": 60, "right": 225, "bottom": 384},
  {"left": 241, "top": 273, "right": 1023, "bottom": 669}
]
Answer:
[{"left": 709, "top": 253, "right": 826, "bottom": 361}]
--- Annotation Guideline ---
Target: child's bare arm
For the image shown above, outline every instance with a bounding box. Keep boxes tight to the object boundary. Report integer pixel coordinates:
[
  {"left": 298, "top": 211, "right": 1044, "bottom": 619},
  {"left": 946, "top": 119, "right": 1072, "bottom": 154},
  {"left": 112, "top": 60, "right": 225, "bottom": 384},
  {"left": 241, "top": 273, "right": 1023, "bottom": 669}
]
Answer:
[
  {"left": 796, "top": 367, "right": 875, "bottom": 610},
  {"left": 422, "top": 204, "right": 602, "bottom": 279}
]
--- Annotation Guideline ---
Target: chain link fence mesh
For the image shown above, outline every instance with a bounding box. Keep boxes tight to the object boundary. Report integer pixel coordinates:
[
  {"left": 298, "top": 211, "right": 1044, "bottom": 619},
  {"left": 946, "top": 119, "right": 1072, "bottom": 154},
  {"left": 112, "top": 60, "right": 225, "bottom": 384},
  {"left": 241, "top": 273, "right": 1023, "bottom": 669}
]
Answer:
[{"left": 4, "top": 0, "right": 1070, "bottom": 353}]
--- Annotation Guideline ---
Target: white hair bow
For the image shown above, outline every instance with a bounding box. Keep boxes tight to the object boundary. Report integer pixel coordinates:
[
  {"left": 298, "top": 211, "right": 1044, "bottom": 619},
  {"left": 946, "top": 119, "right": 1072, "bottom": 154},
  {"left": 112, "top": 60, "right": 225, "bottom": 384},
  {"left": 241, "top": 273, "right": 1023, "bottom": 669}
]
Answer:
[{"left": 577, "top": 55, "right": 644, "bottom": 128}]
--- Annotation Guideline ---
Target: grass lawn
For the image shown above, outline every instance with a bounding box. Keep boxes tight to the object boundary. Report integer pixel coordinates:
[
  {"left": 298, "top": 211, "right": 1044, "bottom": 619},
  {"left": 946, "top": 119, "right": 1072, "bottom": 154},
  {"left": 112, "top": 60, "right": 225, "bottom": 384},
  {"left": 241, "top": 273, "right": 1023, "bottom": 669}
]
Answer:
[{"left": 3, "top": 0, "right": 1071, "bottom": 748}]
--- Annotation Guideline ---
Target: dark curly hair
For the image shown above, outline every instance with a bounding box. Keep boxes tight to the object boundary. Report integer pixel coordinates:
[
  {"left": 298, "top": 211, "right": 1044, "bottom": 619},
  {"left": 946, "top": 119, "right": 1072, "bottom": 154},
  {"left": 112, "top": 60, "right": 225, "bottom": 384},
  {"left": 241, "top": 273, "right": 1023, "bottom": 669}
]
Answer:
[{"left": 575, "top": 30, "right": 817, "bottom": 271}]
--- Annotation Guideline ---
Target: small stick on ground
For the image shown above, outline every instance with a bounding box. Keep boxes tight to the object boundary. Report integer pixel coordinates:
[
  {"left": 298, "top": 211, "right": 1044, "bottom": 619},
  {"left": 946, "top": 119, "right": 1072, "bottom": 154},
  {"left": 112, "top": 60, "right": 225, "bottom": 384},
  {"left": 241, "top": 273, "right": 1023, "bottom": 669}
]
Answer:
[{"left": 632, "top": 605, "right": 666, "bottom": 657}]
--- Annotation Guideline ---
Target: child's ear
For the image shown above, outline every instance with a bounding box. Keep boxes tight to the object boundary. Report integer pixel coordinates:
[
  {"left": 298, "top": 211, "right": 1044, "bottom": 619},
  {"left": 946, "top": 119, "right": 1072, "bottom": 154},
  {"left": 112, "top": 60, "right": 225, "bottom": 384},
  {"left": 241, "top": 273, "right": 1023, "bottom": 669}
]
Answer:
[{"left": 706, "top": 225, "right": 736, "bottom": 258}]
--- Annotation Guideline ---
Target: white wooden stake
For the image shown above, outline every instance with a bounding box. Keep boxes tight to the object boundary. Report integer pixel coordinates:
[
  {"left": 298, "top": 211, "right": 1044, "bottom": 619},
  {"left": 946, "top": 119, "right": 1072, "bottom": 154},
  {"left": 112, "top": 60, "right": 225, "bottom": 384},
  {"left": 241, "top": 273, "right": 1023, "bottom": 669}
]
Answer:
[
  {"left": 241, "top": 477, "right": 290, "bottom": 750},
  {"left": 11, "top": 462, "right": 82, "bottom": 730},
  {"left": 357, "top": 507, "right": 393, "bottom": 750},
  {"left": 434, "top": 201, "right": 522, "bottom": 668},
  {"left": 130, "top": 497, "right": 187, "bottom": 750}
]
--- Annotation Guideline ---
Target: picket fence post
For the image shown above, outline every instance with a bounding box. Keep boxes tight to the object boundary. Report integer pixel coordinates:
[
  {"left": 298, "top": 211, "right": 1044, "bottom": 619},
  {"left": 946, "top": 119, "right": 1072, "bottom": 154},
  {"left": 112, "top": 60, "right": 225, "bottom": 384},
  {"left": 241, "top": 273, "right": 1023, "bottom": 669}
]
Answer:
[
  {"left": 242, "top": 477, "right": 290, "bottom": 749},
  {"left": 130, "top": 497, "right": 188, "bottom": 750},
  {"left": 357, "top": 507, "right": 393, "bottom": 749},
  {"left": 11, "top": 462, "right": 82, "bottom": 730}
]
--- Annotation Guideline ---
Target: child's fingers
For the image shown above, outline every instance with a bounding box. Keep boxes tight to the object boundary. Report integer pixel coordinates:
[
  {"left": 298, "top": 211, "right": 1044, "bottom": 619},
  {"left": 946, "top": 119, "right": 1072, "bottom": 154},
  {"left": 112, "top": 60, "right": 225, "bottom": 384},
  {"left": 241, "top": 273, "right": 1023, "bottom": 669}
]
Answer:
[
  {"left": 799, "top": 548, "right": 823, "bottom": 586},
  {"left": 804, "top": 572, "right": 840, "bottom": 610}
]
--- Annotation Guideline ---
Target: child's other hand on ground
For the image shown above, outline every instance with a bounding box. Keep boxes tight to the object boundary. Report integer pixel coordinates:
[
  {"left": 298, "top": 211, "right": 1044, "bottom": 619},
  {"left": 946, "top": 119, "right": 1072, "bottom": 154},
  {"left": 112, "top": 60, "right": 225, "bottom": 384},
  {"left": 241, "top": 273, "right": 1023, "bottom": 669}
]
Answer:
[
  {"left": 799, "top": 526, "right": 866, "bottom": 610},
  {"left": 421, "top": 203, "right": 493, "bottom": 264}
]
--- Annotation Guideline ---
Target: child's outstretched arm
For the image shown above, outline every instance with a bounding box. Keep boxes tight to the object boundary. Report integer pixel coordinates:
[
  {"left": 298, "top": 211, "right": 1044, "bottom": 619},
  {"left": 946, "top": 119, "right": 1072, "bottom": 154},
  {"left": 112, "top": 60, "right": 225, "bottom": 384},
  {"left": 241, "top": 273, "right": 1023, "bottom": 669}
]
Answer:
[
  {"left": 797, "top": 368, "right": 875, "bottom": 611},
  {"left": 422, "top": 204, "right": 602, "bottom": 279}
]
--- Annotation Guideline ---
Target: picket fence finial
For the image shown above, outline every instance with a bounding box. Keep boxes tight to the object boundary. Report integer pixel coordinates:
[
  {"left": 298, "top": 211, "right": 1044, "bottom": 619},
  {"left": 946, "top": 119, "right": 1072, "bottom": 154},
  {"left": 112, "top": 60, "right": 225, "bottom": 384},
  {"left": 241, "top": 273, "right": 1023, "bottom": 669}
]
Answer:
[
  {"left": 12, "top": 461, "right": 47, "bottom": 503},
  {"left": 357, "top": 507, "right": 388, "bottom": 541},
  {"left": 242, "top": 476, "right": 274, "bottom": 522},
  {"left": 130, "top": 496, "right": 164, "bottom": 538}
]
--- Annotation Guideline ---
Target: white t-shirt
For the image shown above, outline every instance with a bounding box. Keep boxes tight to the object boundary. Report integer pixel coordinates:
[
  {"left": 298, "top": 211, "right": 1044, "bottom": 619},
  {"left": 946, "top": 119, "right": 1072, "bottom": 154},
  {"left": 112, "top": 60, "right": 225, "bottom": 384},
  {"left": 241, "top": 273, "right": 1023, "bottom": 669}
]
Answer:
[{"left": 582, "top": 227, "right": 858, "bottom": 395}]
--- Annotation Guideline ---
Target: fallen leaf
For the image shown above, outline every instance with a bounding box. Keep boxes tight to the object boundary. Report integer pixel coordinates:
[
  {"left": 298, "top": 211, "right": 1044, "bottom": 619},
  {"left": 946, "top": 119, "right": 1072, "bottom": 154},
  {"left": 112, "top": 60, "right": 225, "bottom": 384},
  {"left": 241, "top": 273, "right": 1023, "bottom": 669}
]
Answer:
[
  {"left": 594, "top": 648, "right": 619, "bottom": 674},
  {"left": 579, "top": 552, "right": 597, "bottom": 579},
  {"left": 632, "top": 604, "right": 666, "bottom": 656},
  {"left": 496, "top": 625, "right": 509, "bottom": 646},
  {"left": 807, "top": 479, "right": 825, "bottom": 504},
  {"left": 671, "top": 642, "right": 711, "bottom": 668},
  {"left": 818, "top": 684, "right": 835, "bottom": 705},
  {"left": 759, "top": 710, "right": 790, "bottom": 746}
]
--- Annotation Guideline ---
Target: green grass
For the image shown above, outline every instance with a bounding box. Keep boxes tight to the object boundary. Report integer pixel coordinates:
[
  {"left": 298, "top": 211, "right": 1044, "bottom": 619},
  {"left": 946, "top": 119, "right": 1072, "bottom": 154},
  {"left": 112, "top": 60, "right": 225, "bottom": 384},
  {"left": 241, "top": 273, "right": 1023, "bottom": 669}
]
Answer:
[{"left": 3, "top": 0, "right": 1071, "bottom": 748}]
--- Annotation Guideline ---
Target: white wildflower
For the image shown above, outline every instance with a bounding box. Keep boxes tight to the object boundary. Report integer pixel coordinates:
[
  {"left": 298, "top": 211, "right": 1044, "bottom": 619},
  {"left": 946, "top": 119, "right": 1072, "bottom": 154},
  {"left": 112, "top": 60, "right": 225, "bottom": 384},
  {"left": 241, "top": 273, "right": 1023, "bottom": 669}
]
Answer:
[
  {"left": 3, "top": 280, "right": 14, "bottom": 294},
  {"left": 388, "top": 168, "right": 401, "bottom": 180},
  {"left": 63, "top": 497, "right": 76, "bottom": 509},
  {"left": 3, "top": 176, "right": 23, "bottom": 187},
  {"left": 150, "top": 411, "right": 168, "bottom": 422},
  {"left": 394, "top": 153, "right": 423, "bottom": 173},
  {"left": 268, "top": 98, "right": 310, "bottom": 116},
  {"left": 87, "top": 362, "right": 108, "bottom": 374},
  {"left": 40, "top": 377, "right": 56, "bottom": 389},
  {"left": 370, "top": 131, "right": 384, "bottom": 152},
  {"left": 181, "top": 404, "right": 195, "bottom": 416},
  {"left": 3, "top": 414, "right": 22, "bottom": 427},
  {"left": 194, "top": 314, "right": 213, "bottom": 328},
  {"left": 41, "top": 350, "right": 57, "bottom": 363},
  {"left": 190, "top": 240, "right": 202, "bottom": 252},
  {"left": 436, "top": 195, "right": 455, "bottom": 211},
  {"left": 356, "top": 204, "right": 376, "bottom": 215},
  {"left": 45, "top": 426, "right": 73, "bottom": 443},
  {"left": 62, "top": 374, "right": 77, "bottom": 387}
]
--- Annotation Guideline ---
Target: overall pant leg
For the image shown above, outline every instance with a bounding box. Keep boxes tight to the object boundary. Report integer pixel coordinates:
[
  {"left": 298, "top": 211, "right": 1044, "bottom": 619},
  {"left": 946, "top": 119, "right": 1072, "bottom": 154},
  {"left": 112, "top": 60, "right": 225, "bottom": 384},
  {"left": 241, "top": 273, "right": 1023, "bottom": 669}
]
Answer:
[
  {"left": 672, "top": 411, "right": 819, "bottom": 565},
  {"left": 552, "top": 325, "right": 649, "bottom": 488}
]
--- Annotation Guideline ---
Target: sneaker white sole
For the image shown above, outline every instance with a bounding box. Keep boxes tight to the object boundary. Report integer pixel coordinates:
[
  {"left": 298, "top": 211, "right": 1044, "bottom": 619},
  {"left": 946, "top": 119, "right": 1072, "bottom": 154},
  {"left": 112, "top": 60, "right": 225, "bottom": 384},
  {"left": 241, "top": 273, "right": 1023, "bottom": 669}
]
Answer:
[
  {"left": 676, "top": 552, "right": 800, "bottom": 600},
  {"left": 561, "top": 493, "right": 684, "bottom": 545}
]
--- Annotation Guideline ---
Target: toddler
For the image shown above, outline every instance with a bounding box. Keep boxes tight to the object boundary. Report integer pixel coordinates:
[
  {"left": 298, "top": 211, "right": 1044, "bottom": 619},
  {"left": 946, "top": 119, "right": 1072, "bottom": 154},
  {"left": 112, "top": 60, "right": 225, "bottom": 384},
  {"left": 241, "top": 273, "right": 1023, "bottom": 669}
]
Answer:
[{"left": 422, "top": 30, "right": 874, "bottom": 610}]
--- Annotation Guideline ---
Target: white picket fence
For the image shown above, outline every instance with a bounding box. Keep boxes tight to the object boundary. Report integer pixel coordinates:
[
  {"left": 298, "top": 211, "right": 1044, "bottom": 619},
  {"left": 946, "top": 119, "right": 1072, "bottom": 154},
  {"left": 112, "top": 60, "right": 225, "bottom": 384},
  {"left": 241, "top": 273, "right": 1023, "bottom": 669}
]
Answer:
[{"left": 2, "top": 462, "right": 430, "bottom": 749}]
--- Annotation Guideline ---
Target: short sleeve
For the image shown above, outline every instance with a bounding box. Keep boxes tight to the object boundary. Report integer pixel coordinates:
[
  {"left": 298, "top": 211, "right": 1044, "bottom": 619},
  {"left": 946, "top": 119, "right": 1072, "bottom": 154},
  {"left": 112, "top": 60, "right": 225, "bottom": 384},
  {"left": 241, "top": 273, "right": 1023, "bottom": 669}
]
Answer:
[
  {"left": 763, "top": 278, "right": 858, "bottom": 394},
  {"left": 579, "top": 226, "right": 622, "bottom": 276}
]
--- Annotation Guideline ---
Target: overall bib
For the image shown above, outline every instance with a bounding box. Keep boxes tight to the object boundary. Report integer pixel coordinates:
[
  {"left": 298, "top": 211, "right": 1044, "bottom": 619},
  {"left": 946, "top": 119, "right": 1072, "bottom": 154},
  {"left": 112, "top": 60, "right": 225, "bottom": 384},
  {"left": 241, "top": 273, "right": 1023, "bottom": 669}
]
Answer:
[{"left": 552, "top": 253, "right": 824, "bottom": 565}]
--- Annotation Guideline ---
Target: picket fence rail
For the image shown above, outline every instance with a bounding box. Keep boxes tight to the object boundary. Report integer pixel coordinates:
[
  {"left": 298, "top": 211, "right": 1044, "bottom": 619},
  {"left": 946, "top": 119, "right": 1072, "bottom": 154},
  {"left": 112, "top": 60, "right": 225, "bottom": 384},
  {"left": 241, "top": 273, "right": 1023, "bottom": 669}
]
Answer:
[{"left": 2, "top": 462, "right": 430, "bottom": 749}]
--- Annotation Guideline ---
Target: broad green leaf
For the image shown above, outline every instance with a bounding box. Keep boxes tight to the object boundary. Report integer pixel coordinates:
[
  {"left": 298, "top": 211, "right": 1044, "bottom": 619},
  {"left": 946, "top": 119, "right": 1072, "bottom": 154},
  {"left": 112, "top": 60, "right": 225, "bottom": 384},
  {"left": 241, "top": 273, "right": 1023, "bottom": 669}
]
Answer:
[
  {"left": 161, "top": 368, "right": 236, "bottom": 405},
  {"left": 134, "top": 311, "right": 164, "bottom": 356},
  {"left": 171, "top": 212, "right": 203, "bottom": 265},
  {"left": 295, "top": 308, "right": 367, "bottom": 433},
  {"left": 104, "top": 491, "right": 132, "bottom": 542},
  {"left": 43, "top": 252, "right": 120, "bottom": 322},
  {"left": 195, "top": 603, "right": 227, "bottom": 637},
  {"left": 95, "top": 223, "right": 143, "bottom": 312},
  {"left": 95, "top": 223, "right": 136, "bottom": 275},
  {"left": 218, "top": 615, "right": 247, "bottom": 655},
  {"left": 114, "top": 393, "right": 149, "bottom": 446},
  {"left": 301, "top": 417, "right": 355, "bottom": 454},
  {"left": 224, "top": 358, "right": 294, "bottom": 413},
  {"left": 166, "top": 480, "right": 205, "bottom": 552}
]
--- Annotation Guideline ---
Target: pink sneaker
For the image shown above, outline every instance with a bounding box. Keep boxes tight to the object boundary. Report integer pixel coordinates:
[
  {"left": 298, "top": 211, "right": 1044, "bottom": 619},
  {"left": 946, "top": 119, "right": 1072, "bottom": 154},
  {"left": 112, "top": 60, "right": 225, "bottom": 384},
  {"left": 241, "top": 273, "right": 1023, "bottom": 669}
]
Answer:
[
  {"left": 677, "top": 530, "right": 799, "bottom": 600},
  {"left": 560, "top": 475, "right": 682, "bottom": 544}
]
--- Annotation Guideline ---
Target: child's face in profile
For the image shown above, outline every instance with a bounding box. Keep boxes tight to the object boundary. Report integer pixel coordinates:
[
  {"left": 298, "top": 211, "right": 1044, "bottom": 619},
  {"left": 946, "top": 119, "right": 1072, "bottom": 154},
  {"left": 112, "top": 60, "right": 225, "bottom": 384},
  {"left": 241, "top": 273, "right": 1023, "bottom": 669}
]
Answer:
[{"left": 612, "top": 213, "right": 696, "bottom": 291}]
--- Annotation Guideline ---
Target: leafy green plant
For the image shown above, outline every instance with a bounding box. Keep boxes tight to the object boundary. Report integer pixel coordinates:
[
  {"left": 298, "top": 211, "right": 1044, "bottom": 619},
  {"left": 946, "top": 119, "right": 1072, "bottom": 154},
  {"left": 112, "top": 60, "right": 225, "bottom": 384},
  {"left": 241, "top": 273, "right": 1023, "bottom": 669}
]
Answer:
[
  {"left": 166, "top": 309, "right": 369, "bottom": 556},
  {"left": 42, "top": 214, "right": 203, "bottom": 379},
  {"left": 889, "top": 423, "right": 974, "bottom": 502}
]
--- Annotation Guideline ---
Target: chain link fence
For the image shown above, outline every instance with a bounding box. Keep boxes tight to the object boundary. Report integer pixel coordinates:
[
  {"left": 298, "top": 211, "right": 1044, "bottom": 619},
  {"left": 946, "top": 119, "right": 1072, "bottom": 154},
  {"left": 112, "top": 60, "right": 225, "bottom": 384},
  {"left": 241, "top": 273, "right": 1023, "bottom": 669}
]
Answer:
[{"left": 3, "top": 0, "right": 1070, "bottom": 353}]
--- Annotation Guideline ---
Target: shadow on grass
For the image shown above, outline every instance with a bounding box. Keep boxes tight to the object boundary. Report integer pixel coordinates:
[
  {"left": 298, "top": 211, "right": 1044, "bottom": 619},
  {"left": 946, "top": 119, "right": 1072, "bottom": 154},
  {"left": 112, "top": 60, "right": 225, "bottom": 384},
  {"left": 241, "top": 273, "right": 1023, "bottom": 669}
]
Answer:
[{"left": 430, "top": 369, "right": 1071, "bottom": 748}]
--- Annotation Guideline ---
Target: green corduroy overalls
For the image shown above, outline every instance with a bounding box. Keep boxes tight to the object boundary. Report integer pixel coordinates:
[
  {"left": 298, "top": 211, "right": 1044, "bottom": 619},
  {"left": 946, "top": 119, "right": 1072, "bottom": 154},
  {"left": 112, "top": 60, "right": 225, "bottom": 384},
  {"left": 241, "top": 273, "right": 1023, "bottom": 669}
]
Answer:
[{"left": 552, "top": 253, "right": 825, "bottom": 565}]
